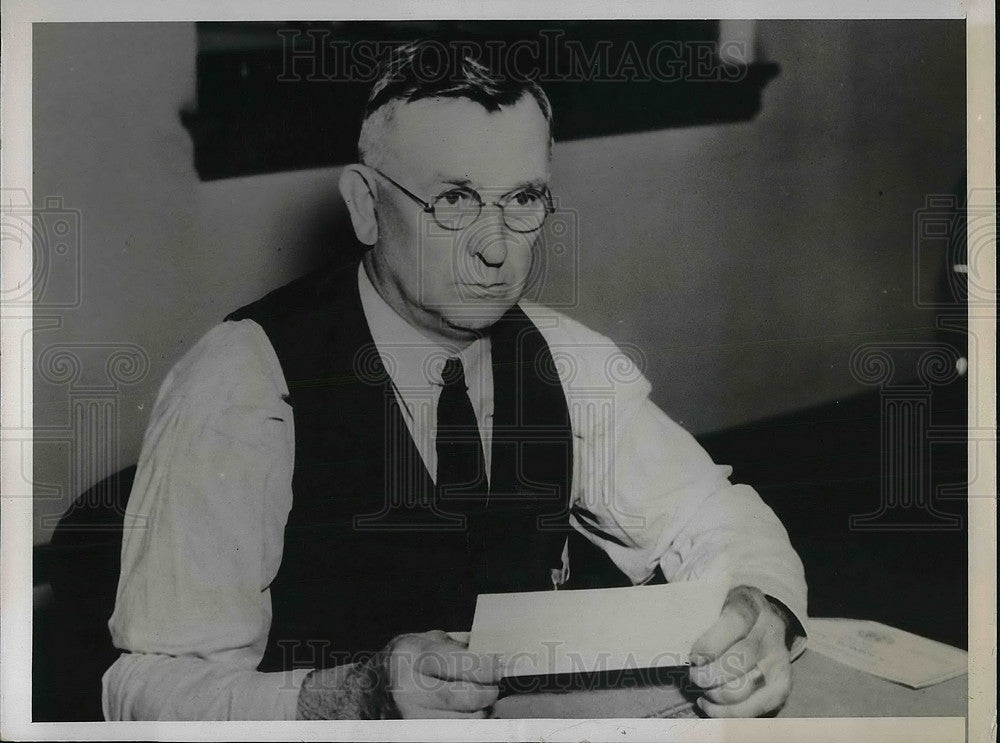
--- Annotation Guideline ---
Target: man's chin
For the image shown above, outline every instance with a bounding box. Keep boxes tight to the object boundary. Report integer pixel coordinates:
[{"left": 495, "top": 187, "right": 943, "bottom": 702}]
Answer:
[{"left": 439, "top": 303, "right": 518, "bottom": 335}]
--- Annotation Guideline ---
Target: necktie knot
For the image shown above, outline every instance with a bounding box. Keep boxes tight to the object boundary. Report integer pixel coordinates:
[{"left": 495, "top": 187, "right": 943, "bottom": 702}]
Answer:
[{"left": 441, "top": 357, "right": 466, "bottom": 388}]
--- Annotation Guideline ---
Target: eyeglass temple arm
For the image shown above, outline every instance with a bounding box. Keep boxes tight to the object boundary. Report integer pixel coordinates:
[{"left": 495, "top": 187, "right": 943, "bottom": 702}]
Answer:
[{"left": 370, "top": 167, "right": 435, "bottom": 213}]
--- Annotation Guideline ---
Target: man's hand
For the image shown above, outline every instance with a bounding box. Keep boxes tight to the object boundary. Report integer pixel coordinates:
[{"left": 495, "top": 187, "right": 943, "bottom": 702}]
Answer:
[
  {"left": 297, "top": 630, "right": 502, "bottom": 719},
  {"left": 687, "top": 585, "right": 793, "bottom": 718},
  {"left": 385, "top": 630, "right": 502, "bottom": 718}
]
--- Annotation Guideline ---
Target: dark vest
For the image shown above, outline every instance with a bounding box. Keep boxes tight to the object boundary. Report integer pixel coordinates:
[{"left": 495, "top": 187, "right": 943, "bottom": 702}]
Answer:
[{"left": 226, "top": 262, "right": 578, "bottom": 671}]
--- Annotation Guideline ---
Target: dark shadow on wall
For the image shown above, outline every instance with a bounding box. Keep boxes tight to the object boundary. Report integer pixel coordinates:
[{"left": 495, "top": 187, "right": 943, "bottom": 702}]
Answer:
[
  {"left": 698, "top": 375, "right": 968, "bottom": 652},
  {"left": 285, "top": 182, "right": 368, "bottom": 275}
]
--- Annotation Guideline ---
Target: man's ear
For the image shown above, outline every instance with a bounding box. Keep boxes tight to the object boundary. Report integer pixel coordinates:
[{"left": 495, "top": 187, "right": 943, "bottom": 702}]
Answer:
[{"left": 339, "top": 165, "right": 378, "bottom": 246}]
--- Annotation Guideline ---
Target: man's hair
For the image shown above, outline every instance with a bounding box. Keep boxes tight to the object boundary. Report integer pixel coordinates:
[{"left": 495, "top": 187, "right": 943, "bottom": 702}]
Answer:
[{"left": 358, "top": 40, "right": 554, "bottom": 166}]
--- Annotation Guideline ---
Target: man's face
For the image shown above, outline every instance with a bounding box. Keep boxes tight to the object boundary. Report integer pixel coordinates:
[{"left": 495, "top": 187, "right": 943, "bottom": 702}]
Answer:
[{"left": 366, "top": 94, "right": 551, "bottom": 344}]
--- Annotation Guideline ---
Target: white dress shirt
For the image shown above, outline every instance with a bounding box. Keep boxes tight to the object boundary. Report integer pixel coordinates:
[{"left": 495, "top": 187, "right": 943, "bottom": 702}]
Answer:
[
  {"left": 356, "top": 265, "right": 494, "bottom": 482},
  {"left": 103, "top": 266, "right": 808, "bottom": 721}
]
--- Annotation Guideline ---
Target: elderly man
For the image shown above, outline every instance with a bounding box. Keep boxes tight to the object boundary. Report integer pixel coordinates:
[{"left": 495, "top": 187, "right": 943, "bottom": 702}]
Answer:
[{"left": 104, "top": 41, "right": 807, "bottom": 721}]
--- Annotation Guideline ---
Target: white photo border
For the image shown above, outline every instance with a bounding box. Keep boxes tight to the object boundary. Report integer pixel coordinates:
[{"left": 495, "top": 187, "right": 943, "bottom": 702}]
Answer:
[{"left": 2, "top": 2, "right": 994, "bottom": 742}]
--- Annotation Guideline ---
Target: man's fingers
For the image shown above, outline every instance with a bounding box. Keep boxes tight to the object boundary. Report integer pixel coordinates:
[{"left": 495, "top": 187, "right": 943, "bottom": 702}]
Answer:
[
  {"left": 420, "top": 677, "right": 500, "bottom": 712},
  {"left": 689, "top": 636, "right": 759, "bottom": 689},
  {"left": 414, "top": 642, "right": 503, "bottom": 685},
  {"left": 697, "top": 657, "right": 793, "bottom": 718},
  {"left": 689, "top": 592, "right": 759, "bottom": 665},
  {"left": 701, "top": 664, "right": 765, "bottom": 705},
  {"left": 394, "top": 631, "right": 503, "bottom": 685},
  {"left": 395, "top": 701, "right": 492, "bottom": 719},
  {"left": 388, "top": 631, "right": 503, "bottom": 718}
]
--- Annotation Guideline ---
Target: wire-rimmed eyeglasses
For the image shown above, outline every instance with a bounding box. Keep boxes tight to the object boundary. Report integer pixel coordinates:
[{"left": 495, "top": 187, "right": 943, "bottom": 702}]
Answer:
[{"left": 371, "top": 167, "right": 555, "bottom": 233}]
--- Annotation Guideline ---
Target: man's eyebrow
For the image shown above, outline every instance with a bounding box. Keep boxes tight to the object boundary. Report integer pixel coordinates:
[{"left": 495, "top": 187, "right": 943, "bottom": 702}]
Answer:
[
  {"left": 505, "top": 178, "right": 549, "bottom": 191},
  {"left": 439, "top": 177, "right": 473, "bottom": 188},
  {"left": 436, "top": 176, "right": 548, "bottom": 191}
]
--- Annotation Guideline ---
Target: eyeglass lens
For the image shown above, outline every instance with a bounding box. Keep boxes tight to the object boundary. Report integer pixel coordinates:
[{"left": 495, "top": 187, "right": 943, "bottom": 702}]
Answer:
[{"left": 432, "top": 189, "right": 550, "bottom": 232}]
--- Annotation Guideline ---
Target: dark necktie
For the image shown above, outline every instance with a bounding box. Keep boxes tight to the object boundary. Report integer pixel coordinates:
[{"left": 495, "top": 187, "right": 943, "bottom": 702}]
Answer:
[{"left": 436, "top": 357, "right": 488, "bottom": 506}]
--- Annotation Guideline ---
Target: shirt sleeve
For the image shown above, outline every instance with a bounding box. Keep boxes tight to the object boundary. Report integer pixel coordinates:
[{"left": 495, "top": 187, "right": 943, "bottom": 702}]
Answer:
[
  {"left": 103, "top": 319, "right": 311, "bottom": 720},
  {"left": 523, "top": 304, "right": 809, "bottom": 646}
]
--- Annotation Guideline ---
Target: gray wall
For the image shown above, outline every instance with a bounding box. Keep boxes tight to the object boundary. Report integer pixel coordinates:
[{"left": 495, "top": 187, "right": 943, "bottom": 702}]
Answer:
[{"left": 32, "top": 21, "right": 965, "bottom": 544}]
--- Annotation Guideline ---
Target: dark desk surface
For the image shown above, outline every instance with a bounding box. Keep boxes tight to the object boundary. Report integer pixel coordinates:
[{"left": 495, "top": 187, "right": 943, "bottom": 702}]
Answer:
[{"left": 495, "top": 649, "right": 967, "bottom": 719}]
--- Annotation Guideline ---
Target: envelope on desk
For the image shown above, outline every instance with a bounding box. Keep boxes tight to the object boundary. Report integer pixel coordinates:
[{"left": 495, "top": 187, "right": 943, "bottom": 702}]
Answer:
[
  {"left": 468, "top": 578, "right": 730, "bottom": 678},
  {"left": 805, "top": 618, "right": 968, "bottom": 689}
]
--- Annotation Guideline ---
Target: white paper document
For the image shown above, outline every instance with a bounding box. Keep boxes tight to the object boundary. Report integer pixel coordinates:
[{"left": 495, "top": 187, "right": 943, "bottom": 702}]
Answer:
[
  {"left": 468, "top": 579, "right": 730, "bottom": 678},
  {"left": 806, "top": 618, "right": 968, "bottom": 689}
]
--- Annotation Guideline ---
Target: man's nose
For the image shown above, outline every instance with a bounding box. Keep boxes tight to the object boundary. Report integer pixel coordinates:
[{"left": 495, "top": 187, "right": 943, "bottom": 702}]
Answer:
[{"left": 469, "top": 205, "right": 509, "bottom": 267}]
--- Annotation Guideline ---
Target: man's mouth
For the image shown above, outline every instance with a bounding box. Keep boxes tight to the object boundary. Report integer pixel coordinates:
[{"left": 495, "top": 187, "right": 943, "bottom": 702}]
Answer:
[{"left": 461, "top": 282, "right": 509, "bottom": 294}]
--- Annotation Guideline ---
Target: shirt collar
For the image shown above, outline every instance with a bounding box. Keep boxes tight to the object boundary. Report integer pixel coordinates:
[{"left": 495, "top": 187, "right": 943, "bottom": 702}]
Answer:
[{"left": 356, "top": 263, "right": 491, "bottom": 394}]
